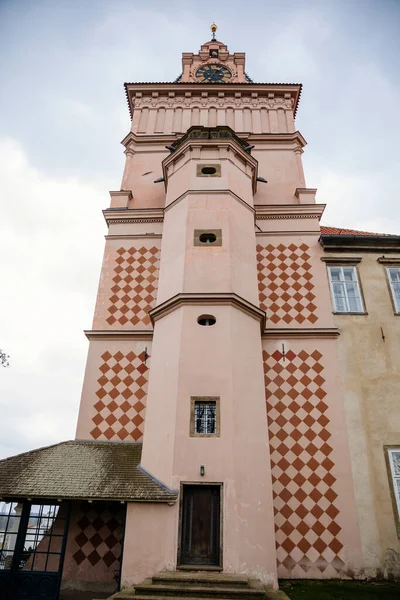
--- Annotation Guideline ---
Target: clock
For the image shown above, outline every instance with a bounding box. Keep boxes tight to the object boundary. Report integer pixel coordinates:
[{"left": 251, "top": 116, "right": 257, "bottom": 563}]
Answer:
[{"left": 196, "top": 64, "right": 232, "bottom": 83}]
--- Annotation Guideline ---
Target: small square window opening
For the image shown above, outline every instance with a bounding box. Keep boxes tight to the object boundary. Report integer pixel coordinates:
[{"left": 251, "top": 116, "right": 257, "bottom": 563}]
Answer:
[{"left": 328, "top": 266, "right": 364, "bottom": 313}]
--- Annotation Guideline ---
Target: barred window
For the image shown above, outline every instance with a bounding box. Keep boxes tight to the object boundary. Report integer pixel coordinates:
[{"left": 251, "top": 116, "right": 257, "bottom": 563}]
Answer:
[
  {"left": 194, "top": 402, "right": 216, "bottom": 435},
  {"left": 328, "top": 266, "right": 364, "bottom": 313},
  {"left": 387, "top": 268, "right": 400, "bottom": 313}
]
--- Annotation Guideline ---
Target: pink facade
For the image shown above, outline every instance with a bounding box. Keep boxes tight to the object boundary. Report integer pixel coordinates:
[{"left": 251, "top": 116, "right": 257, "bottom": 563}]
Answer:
[{"left": 73, "top": 34, "right": 365, "bottom": 590}]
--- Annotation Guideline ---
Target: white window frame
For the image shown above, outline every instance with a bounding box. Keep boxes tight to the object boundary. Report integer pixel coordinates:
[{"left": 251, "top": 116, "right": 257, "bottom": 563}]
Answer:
[
  {"left": 388, "top": 449, "right": 400, "bottom": 528},
  {"left": 387, "top": 267, "right": 400, "bottom": 313},
  {"left": 328, "top": 265, "right": 364, "bottom": 313}
]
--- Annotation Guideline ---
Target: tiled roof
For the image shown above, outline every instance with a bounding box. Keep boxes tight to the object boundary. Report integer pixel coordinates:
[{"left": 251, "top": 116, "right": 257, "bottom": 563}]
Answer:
[
  {"left": 320, "top": 226, "right": 394, "bottom": 237},
  {"left": 0, "top": 441, "right": 177, "bottom": 503}
]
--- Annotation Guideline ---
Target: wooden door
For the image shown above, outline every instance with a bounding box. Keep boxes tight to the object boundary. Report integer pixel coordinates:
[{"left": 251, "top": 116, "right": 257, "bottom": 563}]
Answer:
[{"left": 180, "top": 485, "right": 220, "bottom": 566}]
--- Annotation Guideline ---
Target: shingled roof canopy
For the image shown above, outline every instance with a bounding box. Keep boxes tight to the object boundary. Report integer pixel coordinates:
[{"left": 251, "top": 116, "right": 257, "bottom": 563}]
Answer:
[{"left": 0, "top": 441, "right": 177, "bottom": 503}]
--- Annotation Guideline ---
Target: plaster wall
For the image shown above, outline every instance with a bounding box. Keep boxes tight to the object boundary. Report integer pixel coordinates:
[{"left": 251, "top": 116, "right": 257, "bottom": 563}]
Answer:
[
  {"left": 140, "top": 303, "right": 277, "bottom": 585},
  {"left": 62, "top": 501, "right": 124, "bottom": 593},
  {"left": 328, "top": 252, "right": 400, "bottom": 578},
  {"left": 156, "top": 194, "right": 259, "bottom": 306},
  {"left": 92, "top": 237, "right": 161, "bottom": 331},
  {"left": 262, "top": 337, "right": 363, "bottom": 578},
  {"left": 255, "top": 232, "right": 335, "bottom": 329},
  {"left": 120, "top": 143, "right": 306, "bottom": 210},
  {"left": 164, "top": 150, "right": 254, "bottom": 208},
  {"left": 76, "top": 339, "right": 151, "bottom": 443}
]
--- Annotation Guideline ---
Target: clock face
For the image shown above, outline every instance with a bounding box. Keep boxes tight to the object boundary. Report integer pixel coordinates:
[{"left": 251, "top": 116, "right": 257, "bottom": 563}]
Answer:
[{"left": 196, "top": 64, "right": 232, "bottom": 83}]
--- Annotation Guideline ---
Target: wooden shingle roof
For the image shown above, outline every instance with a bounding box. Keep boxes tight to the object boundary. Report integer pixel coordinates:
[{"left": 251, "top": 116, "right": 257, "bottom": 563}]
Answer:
[{"left": 0, "top": 441, "right": 177, "bottom": 503}]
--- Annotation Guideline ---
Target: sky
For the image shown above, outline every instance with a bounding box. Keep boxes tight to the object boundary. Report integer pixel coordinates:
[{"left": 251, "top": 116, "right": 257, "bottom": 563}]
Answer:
[{"left": 0, "top": 0, "right": 399, "bottom": 459}]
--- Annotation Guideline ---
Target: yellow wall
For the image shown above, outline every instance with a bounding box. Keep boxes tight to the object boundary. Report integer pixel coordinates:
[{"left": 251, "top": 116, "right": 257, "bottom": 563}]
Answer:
[{"left": 326, "top": 252, "right": 400, "bottom": 578}]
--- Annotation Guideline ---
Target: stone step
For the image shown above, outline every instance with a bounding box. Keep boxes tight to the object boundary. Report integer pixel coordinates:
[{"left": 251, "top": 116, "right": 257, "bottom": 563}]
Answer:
[
  {"left": 152, "top": 571, "right": 250, "bottom": 588},
  {"left": 133, "top": 584, "right": 266, "bottom": 599}
]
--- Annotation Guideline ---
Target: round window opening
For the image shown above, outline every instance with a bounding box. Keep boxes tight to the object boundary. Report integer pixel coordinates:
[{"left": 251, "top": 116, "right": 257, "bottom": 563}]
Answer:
[
  {"left": 201, "top": 166, "right": 217, "bottom": 175},
  {"left": 197, "top": 315, "right": 217, "bottom": 327},
  {"left": 199, "top": 232, "right": 217, "bottom": 244}
]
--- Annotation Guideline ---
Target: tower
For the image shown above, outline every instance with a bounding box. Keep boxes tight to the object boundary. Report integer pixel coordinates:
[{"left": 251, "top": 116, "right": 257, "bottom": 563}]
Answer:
[
  {"left": 74, "top": 26, "right": 362, "bottom": 586},
  {"left": 0, "top": 27, "right": 369, "bottom": 599}
]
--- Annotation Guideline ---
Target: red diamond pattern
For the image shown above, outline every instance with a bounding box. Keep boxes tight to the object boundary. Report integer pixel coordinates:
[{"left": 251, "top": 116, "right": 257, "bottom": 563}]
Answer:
[
  {"left": 256, "top": 243, "right": 318, "bottom": 324},
  {"left": 72, "top": 502, "right": 124, "bottom": 573},
  {"left": 107, "top": 246, "right": 160, "bottom": 326},
  {"left": 90, "top": 351, "right": 148, "bottom": 441},
  {"left": 263, "top": 349, "right": 345, "bottom": 576}
]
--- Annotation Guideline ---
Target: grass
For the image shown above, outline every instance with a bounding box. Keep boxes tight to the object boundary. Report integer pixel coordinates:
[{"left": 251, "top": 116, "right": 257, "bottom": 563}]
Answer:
[{"left": 279, "top": 579, "right": 400, "bottom": 600}]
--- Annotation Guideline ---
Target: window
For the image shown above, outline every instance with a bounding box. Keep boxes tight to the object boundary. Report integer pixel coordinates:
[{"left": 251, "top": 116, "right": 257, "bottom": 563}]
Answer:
[
  {"left": 195, "top": 402, "right": 216, "bottom": 434},
  {"left": 190, "top": 397, "right": 220, "bottom": 437},
  {"left": 328, "top": 266, "right": 364, "bottom": 313},
  {"left": 196, "top": 164, "right": 221, "bottom": 177},
  {"left": 194, "top": 229, "right": 222, "bottom": 246},
  {"left": 388, "top": 449, "right": 400, "bottom": 527},
  {"left": 197, "top": 315, "right": 216, "bottom": 326},
  {"left": 387, "top": 268, "right": 400, "bottom": 313}
]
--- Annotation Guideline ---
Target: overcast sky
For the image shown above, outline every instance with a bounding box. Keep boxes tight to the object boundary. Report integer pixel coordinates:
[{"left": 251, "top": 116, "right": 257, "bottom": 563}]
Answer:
[{"left": 0, "top": 0, "right": 399, "bottom": 459}]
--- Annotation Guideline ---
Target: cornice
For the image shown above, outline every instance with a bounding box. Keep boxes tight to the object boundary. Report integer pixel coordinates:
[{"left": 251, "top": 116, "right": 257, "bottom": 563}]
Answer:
[
  {"left": 164, "top": 189, "right": 254, "bottom": 215},
  {"left": 103, "top": 207, "right": 164, "bottom": 226},
  {"left": 262, "top": 327, "right": 339, "bottom": 339},
  {"left": 321, "top": 256, "right": 362, "bottom": 264},
  {"left": 120, "top": 130, "right": 307, "bottom": 150},
  {"left": 105, "top": 234, "right": 162, "bottom": 240},
  {"left": 320, "top": 234, "right": 400, "bottom": 252},
  {"left": 124, "top": 82, "right": 302, "bottom": 118},
  {"left": 247, "top": 131, "right": 307, "bottom": 148},
  {"left": 377, "top": 257, "right": 400, "bottom": 264},
  {"left": 149, "top": 293, "right": 266, "bottom": 331},
  {"left": 85, "top": 330, "right": 154, "bottom": 341},
  {"left": 255, "top": 203, "right": 325, "bottom": 220}
]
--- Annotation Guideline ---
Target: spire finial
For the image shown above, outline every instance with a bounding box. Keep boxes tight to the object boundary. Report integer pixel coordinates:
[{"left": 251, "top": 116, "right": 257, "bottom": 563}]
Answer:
[{"left": 210, "top": 23, "right": 217, "bottom": 41}]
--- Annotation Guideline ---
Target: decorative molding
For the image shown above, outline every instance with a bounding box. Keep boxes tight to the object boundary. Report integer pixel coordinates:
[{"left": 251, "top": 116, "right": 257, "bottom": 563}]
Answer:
[
  {"left": 84, "top": 330, "right": 154, "bottom": 341},
  {"left": 262, "top": 327, "right": 339, "bottom": 339},
  {"left": 377, "top": 257, "right": 400, "bottom": 264},
  {"left": 255, "top": 203, "right": 325, "bottom": 221},
  {"left": 295, "top": 187, "right": 317, "bottom": 198},
  {"left": 131, "top": 95, "right": 294, "bottom": 110},
  {"left": 321, "top": 256, "right": 362, "bottom": 264},
  {"left": 124, "top": 83, "right": 302, "bottom": 120},
  {"left": 106, "top": 218, "right": 164, "bottom": 225},
  {"left": 103, "top": 208, "right": 164, "bottom": 226},
  {"left": 256, "top": 231, "right": 319, "bottom": 237},
  {"left": 257, "top": 214, "right": 317, "bottom": 220},
  {"left": 149, "top": 293, "right": 266, "bottom": 331},
  {"left": 105, "top": 234, "right": 162, "bottom": 240}
]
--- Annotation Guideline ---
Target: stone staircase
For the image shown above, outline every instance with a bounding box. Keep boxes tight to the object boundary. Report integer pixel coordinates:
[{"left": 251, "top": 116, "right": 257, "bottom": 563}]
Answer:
[{"left": 109, "top": 570, "right": 290, "bottom": 600}]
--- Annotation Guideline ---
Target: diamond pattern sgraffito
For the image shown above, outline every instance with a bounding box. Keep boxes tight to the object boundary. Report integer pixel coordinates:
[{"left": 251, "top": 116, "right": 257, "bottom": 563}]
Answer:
[
  {"left": 107, "top": 246, "right": 160, "bottom": 327},
  {"left": 90, "top": 351, "right": 148, "bottom": 441},
  {"left": 72, "top": 502, "right": 124, "bottom": 576},
  {"left": 263, "top": 349, "right": 345, "bottom": 577},
  {"left": 256, "top": 243, "right": 318, "bottom": 324}
]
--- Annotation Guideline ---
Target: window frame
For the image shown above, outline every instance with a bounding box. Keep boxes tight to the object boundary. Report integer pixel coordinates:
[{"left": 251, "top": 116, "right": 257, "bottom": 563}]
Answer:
[
  {"left": 385, "top": 446, "right": 400, "bottom": 538},
  {"left": 190, "top": 397, "right": 220, "bottom": 438},
  {"left": 327, "top": 265, "right": 365, "bottom": 314},
  {"left": 386, "top": 267, "right": 400, "bottom": 314}
]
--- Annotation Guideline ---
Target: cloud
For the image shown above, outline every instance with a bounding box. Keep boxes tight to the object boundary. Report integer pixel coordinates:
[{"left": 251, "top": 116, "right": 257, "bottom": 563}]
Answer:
[{"left": 0, "top": 138, "right": 109, "bottom": 458}]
